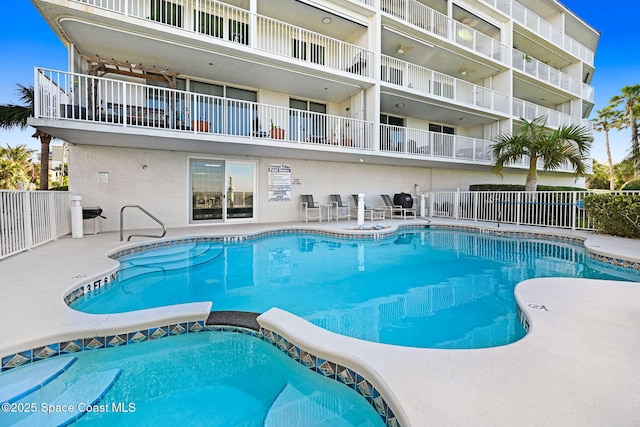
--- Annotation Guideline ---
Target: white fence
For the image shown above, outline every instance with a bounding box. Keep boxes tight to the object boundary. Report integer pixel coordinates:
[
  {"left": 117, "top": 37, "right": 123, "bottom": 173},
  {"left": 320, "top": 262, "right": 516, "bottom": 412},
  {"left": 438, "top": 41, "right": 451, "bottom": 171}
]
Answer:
[
  {"left": 427, "top": 191, "right": 594, "bottom": 230},
  {"left": 0, "top": 191, "right": 71, "bottom": 260}
]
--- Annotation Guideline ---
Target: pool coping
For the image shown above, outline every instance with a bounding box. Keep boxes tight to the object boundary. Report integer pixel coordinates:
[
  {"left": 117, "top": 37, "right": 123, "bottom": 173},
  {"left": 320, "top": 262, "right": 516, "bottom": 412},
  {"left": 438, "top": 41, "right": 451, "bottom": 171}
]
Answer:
[{"left": 1, "top": 219, "right": 639, "bottom": 426}]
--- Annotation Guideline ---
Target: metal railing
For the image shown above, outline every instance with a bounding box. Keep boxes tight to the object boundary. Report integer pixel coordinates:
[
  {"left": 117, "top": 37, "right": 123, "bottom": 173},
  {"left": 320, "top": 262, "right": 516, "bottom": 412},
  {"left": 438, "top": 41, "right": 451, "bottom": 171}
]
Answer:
[
  {"left": 68, "top": 0, "right": 373, "bottom": 78},
  {"left": 428, "top": 191, "right": 594, "bottom": 230},
  {"left": 512, "top": 98, "right": 592, "bottom": 131},
  {"left": 34, "top": 68, "right": 375, "bottom": 151},
  {"left": 478, "top": 0, "right": 595, "bottom": 66},
  {"left": 381, "top": 56, "right": 510, "bottom": 115},
  {"left": 510, "top": 1, "right": 595, "bottom": 66},
  {"left": 120, "top": 205, "right": 167, "bottom": 241},
  {"left": 381, "top": 0, "right": 508, "bottom": 65},
  {"left": 1, "top": 191, "right": 71, "bottom": 260},
  {"left": 512, "top": 50, "right": 592, "bottom": 102},
  {"left": 380, "top": 125, "right": 494, "bottom": 163}
]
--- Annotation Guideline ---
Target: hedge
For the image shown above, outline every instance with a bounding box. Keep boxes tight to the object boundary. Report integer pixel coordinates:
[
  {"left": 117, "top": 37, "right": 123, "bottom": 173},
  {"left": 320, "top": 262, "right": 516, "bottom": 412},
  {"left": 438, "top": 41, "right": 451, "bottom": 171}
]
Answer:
[
  {"left": 583, "top": 193, "right": 640, "bottom": 238},
  {"left": 469, "top": 184, "right": 586, "bottom": 192}
]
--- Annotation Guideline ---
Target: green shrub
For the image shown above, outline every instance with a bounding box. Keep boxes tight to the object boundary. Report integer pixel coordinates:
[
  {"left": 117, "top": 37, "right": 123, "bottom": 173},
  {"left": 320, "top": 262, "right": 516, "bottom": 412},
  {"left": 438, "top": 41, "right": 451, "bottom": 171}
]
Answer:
[
  {"left": 50, "top": 185, "right": 68, "bottom": 191},
  {"left": 621, "top": 178, "right": 640, "bottom": 191},
  {"left": 583, "top": 194, "right": 640, "bottom": 238}
]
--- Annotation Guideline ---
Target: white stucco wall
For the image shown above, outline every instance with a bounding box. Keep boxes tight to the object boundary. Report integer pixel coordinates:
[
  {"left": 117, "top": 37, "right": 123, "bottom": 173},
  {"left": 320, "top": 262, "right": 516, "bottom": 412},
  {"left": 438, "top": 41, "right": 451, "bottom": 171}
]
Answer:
[{"left": 68, "top": 145, "right": 585, "bottom": 232}]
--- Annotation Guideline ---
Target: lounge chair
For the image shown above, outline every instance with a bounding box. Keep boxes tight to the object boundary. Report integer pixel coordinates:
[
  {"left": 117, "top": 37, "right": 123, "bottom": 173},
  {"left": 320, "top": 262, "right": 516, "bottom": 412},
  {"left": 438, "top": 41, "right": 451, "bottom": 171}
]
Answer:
[
  {"left": 300, "top": 194, "right": 322, "bottom": 222},
  {"left": 380, "top": 194, "right": 416, "bottom": 219},
  {"left": 351, "top": 195, "right": 385, "bottom": 221},
  {"left": 329, "top": 194, "right": 351, "bottom": 221}
]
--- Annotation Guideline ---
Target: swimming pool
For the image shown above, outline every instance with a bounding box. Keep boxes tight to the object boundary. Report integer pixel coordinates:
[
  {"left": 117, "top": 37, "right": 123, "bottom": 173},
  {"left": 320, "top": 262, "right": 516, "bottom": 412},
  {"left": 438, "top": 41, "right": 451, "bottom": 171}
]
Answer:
[
  {"left": 71, "top": 228, "right": 640, "bottom": 349},
  {"left": 1, "top": 332, "right": 384, "bottom": 426}
]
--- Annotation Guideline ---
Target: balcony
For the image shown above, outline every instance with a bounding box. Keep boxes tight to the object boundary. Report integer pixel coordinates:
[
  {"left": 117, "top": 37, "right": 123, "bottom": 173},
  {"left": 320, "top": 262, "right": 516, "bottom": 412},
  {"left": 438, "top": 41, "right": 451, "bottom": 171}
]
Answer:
[
  {"left": 34, "top": 68, "right": 374, "bottom": 150},
  {"left": 66, "top": 0, "right": 373, "bottom": 79},
  {"left": 512, "top": 98, "right": 593, "bottom": 131},
  {"left": 380, "top": 0, "right": 507, "bottom": 65},
  {"left": 479, "top": 0, "right": 595, "bottom": 66},
  {"left": 381, "top": 55, "right": 510, "bottom": 115},
  {"left": 380, "top": 124, "right": 494, "bottom": 163},
  {"left": 512, "top": 50, "right": 593, "bottom": 102}
]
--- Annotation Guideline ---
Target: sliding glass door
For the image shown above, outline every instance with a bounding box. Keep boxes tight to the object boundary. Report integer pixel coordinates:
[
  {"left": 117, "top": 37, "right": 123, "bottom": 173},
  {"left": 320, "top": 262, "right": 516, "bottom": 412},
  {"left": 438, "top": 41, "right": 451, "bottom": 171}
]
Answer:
[{"left": 190, "top": 159, "right": 255, "bottom": 222}]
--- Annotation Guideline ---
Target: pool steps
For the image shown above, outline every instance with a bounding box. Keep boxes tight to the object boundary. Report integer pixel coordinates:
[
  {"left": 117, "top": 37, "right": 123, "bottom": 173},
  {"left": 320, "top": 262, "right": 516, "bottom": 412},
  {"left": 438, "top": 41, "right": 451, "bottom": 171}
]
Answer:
[
  {"left": 118, "top": 243, "right": 223, "bottom": 281},
  {"left": 0, "top": 356, "right": 77, "bottom": 404},
  {"left": 13, "top": 364, "right": 122, "bottom": 427},
  {"left": 265, "top": 382, "right": 355, "bottom": 426}
]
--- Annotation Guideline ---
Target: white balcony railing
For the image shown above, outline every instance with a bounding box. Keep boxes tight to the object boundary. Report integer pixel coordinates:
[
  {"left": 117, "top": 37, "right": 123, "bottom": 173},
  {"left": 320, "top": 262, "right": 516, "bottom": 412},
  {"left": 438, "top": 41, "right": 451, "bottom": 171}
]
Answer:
[
  {"left": 512, "top": 50, "right": 593, "bottom": 102},
  {"left": 68, "top": 0, "right": 373, "bottom": 78},
  {"left": 381, "top": 55, "right": 510, "bottom": 115},
  {"left": 34, "top": 68, "right": 374, "bottom": 150},
  {"left": 512, "top": 98, "right": 592, "bottom": 131},
  {"left": 381, "top": 0, "right": 508, "bottom": 65},
  {"left": 478, "top": 0, "right": 595, "bottom": 66},
  {"left": 380, "top": 124, "right": 494, "bottom": 163}
]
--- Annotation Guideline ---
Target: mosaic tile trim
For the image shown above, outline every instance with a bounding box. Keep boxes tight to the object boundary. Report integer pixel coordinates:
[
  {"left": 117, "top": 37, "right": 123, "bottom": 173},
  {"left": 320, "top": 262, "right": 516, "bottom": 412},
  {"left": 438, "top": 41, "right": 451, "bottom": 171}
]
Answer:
[
  {"left": 66, "top": 224, "right": 639, "bottom": 308},
  {"left": 64, "top": 271, "right": 119, "bottom": 307},
  {"left": 260, "top": 327, "right": 402, "bottom": 427},
  {"left": 1, "top": 320, "right": 206, "bottom": 372},
  {"left": 106, "top": 224, "right": 638, "bottom": 270}
]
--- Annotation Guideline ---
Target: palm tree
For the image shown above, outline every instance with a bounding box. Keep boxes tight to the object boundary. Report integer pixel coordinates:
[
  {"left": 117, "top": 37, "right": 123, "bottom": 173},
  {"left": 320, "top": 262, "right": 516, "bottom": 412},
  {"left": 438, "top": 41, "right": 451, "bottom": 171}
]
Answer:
[
  {"left": 0, "top": 83, "right": 53, "bottom": 190},
  {"left": 0, "top": 151, "right": 30, "bottom": 189},
  {"left": 592, "top": 106, "right": 624, "bottom": 190},
  {"left": 610, "top": 85, "right": 640, "bottom": 178},
  {"left": 491, "top": 116, "right": 593, "bottom": 191}
]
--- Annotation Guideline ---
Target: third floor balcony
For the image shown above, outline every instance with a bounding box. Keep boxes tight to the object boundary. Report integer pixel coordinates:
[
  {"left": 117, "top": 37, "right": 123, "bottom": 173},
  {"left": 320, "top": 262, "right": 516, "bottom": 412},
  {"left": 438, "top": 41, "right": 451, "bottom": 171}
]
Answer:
[
  {"left": 380, "top": 0, "right": 508, "bottom": 65},
  {"left": 512, "top": 50, "right": 593, "bottom": 103},
  {"left": 58, "top": 0, "right": 374, "bottom": 79},
  {"left": 381, "top": 55, "right": 510, "bottom": 116}
]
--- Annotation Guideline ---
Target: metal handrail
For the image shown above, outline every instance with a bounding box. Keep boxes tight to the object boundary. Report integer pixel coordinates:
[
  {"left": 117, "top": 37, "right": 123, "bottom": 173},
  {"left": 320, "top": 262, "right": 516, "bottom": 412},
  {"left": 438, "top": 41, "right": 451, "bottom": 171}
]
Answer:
[{"left": 120, "top": 205, "right": 167, "bottom": 241}]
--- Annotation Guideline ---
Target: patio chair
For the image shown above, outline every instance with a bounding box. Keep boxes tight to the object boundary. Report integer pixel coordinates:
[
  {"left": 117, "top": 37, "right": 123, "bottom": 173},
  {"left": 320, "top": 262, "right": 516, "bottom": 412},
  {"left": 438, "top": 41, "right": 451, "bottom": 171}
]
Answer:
[
  {"left": 300, "top": 194, "right": 322, "bottom": 222},
  {"left": 380, "top": 194, "right": 416, "bottom": 219},
  {"left": 329, "top": 194, "right": 351, "bottom": 221},
  {"left": 351, "top": 195, "right": 385, "bottom": 221}
]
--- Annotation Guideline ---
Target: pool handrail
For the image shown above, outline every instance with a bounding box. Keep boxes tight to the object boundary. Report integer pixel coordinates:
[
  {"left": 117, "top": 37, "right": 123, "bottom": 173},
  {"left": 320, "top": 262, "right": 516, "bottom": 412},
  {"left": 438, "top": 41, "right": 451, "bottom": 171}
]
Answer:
[{"left": 119, "top": 205, "right": 167, "bottom": 241}]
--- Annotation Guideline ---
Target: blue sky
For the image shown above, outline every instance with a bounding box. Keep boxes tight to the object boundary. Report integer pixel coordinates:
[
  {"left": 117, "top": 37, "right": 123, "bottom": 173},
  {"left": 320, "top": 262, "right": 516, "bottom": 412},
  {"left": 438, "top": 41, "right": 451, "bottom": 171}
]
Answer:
[{"left": 1, "top": 0, "right": 638, "bottom": 164}]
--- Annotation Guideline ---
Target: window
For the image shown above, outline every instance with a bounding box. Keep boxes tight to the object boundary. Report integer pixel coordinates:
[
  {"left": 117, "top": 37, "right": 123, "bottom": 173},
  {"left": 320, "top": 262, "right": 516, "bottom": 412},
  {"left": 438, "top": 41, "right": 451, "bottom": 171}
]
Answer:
[
  {"left": 195, "top": 11, "right": 223, "bottom": 38},
  {"left": 380, "top": 114, "right": 405, "bottom": 152},
  {"left": 310, "top": 43, "right": 325, "bottom": 65},
  {"left": 429, "top": 123, "right": 455, "bottom": 134},
  {"left": 229, "top": 19, "right": 249, "bottom": 45},
  {"left": 293, "top": 40, "right": 325, "bottom": 65},
  {"left": 429, "top": 123, "right": 455, "bottom": 157},
  {"left": 293, "top": 39, "right": 307, "bottom": 60},
  {"left": 290, "top": 99, "right": 327, "bottom": 142},
  {"left": 150, "top": 0, "right": 183, "bottom": 27}
]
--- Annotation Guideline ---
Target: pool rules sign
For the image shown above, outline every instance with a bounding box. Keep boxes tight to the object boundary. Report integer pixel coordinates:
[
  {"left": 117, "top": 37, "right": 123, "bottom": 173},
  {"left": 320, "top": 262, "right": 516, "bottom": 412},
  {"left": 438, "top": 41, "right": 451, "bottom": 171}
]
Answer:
[{"left": 268, "top": 164, "right": 291, "bottom": 202}]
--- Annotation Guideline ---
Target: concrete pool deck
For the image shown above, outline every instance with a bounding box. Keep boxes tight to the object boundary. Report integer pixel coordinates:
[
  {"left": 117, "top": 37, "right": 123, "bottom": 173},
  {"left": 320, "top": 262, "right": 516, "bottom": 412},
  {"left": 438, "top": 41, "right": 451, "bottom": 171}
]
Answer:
[{"left": 1, "top": 219, "right": 639, "bottom": 426}]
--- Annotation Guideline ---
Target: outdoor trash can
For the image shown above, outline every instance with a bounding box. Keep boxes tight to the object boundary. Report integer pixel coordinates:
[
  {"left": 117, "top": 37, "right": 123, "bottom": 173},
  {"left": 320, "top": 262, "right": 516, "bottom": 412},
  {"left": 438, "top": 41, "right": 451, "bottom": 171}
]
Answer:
[{"left": 82, "top": 207, "right": 105, "bottom": 235}]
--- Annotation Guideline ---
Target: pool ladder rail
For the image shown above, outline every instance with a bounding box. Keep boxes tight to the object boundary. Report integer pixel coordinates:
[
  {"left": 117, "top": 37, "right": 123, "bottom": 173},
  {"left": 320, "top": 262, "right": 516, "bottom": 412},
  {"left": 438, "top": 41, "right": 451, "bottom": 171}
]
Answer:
[{"left": 120, "top": 205, "right": 167, "bottom": 242}]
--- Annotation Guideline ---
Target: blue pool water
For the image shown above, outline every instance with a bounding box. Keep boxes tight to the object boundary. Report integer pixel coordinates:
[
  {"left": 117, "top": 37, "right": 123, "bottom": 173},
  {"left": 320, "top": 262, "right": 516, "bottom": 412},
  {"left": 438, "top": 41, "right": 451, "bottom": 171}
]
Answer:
[
  {"left": 72, "top": 229, "right": 640, "bottom": 349},
  {"left": 2, "top": 332, "right": 383, "bottom": 426}
]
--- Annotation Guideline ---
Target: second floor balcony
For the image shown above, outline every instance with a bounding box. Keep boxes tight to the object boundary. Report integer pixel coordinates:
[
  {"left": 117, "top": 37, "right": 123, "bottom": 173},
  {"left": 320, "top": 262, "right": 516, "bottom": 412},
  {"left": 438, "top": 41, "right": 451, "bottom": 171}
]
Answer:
[
  {"left": 32, "top": 68, "right": 585, "bottom": 174},
  {"left": 512, "top": 98, "right": 592, "bottom": 131}
]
